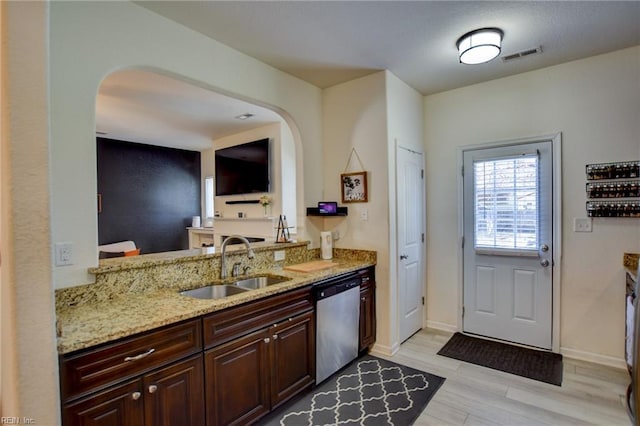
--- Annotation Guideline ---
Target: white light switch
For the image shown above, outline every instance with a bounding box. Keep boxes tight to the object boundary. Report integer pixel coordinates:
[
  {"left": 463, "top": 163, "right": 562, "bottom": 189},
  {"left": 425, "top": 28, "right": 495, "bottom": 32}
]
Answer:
[
  {"left": 360, "top": 209, "right": 368, "bottom": 221},
  {"left": 573, "top": 217, "right": 592, "bottom": 233}
]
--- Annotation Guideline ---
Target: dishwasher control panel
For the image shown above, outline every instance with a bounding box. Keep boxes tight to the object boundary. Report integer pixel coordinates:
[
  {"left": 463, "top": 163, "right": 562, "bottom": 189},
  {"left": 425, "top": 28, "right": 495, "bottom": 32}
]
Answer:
[{"left": 314, "top": 274, "right": 361, "bottom": 301}]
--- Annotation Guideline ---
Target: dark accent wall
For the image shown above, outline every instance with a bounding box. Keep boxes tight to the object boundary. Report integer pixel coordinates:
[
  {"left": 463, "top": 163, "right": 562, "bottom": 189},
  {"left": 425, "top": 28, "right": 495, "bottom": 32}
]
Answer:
[{"left": 97, "top": 137, "right": 201, "bottom": 254}]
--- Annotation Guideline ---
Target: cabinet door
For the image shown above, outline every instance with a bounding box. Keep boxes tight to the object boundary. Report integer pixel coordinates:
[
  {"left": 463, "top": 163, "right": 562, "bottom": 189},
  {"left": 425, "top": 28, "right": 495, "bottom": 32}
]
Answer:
[
  {"left": 205, "top": 328, "right": 271, "bottom": 426},
  {"left": 359, "top": 282, "right": 376, "bottom": 351},
  {"left": 144, "top": 354, "right": 205, "bottom": 426},
  {"left": 270, "top": 311, "right": 315, "bottom": 409},
  {"left": 62, "top": 379, "right": 143, "bottom": 426}
]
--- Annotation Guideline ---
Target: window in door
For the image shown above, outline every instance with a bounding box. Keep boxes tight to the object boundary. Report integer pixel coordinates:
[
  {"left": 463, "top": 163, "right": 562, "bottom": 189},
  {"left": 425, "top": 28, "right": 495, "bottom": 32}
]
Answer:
[{"left": 473, "top": 155, "right": 538, "bottom": 253}]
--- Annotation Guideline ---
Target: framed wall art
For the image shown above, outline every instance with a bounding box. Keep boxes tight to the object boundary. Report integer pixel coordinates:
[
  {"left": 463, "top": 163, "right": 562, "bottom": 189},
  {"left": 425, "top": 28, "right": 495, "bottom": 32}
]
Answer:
[{"left": 341, "top": 171, "right": 368, "bottom": 203}]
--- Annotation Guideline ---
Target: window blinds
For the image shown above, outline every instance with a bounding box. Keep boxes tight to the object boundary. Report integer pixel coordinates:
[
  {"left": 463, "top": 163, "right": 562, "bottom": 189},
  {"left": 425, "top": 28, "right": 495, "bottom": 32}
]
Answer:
[{"left": 473, "top": 155, "right": 538, "bottom": 251}]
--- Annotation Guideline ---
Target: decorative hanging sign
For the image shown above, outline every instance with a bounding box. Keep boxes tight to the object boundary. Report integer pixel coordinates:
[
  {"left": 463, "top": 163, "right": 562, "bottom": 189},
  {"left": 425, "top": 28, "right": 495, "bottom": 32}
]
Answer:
[{"left": 341, "top": 148, "right": 368, "bottom": 203}]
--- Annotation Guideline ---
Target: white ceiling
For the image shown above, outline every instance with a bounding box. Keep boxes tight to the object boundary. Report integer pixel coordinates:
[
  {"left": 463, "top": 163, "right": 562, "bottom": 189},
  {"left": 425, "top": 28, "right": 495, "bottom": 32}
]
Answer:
[
  {"left": 96, "top": 70, "right": 282, "bottom": 151},
  {"left": 97, "top": 1, "right": 640, "bottom": 150},
  {"left": 138, "top": 1, "right": 640, "bottom": 94}
]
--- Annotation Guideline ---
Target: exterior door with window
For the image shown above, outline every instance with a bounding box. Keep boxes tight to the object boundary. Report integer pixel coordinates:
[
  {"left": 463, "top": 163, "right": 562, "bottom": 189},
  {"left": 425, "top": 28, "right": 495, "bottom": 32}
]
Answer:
[{"left": 462, "top": 140, "right": 553, "bottom": 349}]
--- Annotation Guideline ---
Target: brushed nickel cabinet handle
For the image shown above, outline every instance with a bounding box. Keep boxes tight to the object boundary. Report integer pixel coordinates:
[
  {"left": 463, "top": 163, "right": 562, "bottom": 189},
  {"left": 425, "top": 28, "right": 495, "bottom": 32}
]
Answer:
[
  {"left": 264, "top": 337, "right": 270, "bottom": 343},
  {"left": 148, "top": 385, "right": 158, "bottom": 394},
  {"left": 132, "top": 392, "right": 141, "bottom": 400},
  {"left": 124, "top": 348, "right": 155, "bottom": 362}
]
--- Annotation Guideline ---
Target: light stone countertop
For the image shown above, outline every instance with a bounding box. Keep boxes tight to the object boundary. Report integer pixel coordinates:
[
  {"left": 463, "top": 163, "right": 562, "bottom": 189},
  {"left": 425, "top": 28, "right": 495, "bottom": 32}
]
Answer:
[{"left": 56, "top": 256, "right": 375, "bottom": 355}]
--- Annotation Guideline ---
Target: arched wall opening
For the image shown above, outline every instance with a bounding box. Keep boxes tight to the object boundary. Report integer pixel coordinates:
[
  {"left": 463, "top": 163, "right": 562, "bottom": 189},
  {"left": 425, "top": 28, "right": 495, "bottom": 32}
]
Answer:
[{"left": 94, "top": 67, "right": 303, "bottom": 255}]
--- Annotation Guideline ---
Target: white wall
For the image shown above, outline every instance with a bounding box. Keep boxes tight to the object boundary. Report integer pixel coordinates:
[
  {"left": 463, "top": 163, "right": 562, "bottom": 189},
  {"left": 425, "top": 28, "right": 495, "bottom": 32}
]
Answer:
[
  {"left": 385, "top": 71, "right": 425, "bottom": 333},
  {"left": 321, "top": 71, "right": 424, "bottom": 355},
  {"left": 424, "top": 46, "right": 640, "bottom": 364},
  {"left": 322, "top": 72, "right": 394, "bottom": 351},
  {"left": 2, "top": 1, "right": 59, "bottom": 422},
  {"left": 49, "top": 1, "right": 322, "bottom": 289}
]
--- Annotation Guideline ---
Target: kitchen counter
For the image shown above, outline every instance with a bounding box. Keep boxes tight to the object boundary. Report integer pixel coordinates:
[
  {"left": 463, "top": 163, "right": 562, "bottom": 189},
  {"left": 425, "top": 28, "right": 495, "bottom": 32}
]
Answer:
[{"left": 56, "top": 246, "right": 375, "bottom": 354}]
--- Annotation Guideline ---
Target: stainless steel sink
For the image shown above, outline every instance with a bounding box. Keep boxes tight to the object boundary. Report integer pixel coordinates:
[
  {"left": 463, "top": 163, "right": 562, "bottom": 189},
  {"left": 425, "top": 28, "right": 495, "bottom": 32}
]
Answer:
[
  {"left": 180, "top": 284, "right": 249, "bottom": 300},
  {"left": 233, "top": 275, "right": 290, "bottom": 290}
]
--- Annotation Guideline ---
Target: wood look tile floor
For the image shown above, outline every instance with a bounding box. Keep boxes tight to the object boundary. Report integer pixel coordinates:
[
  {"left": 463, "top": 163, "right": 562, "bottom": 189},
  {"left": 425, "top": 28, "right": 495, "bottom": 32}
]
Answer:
[{"left": 377, "top": 329, "right": 631, "bottom": 426}]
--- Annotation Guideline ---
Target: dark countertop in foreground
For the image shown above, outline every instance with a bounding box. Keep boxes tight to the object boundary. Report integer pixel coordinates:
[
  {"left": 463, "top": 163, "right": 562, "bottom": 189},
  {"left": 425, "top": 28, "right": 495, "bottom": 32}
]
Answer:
[{"left": 56, "top": 256, "right": 374, "bottom": 355}]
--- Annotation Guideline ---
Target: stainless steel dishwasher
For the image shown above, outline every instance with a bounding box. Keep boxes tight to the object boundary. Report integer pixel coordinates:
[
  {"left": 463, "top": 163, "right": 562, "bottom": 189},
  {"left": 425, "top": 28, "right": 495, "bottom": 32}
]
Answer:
[{"left": 314, "top": 272, "right": 361, "bottom": 384}]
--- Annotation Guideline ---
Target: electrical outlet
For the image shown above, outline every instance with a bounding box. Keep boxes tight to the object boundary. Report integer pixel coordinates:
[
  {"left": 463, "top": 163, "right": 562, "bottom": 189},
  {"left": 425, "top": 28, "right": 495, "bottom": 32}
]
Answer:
[
  {"left": 360, "top": 209, "right": 368, "bottom": 221},
  {"left": 573, "top": 217, "right": 592, "bottom": 233},
  {"left": 332, "top": 230, "right": 340, "bottom": 240},
  {"left": 274, "top": 250, "right": 285, "bottom": 261},
  {"left": 55, "top": 242, "right": 74, "bottom": 266}
]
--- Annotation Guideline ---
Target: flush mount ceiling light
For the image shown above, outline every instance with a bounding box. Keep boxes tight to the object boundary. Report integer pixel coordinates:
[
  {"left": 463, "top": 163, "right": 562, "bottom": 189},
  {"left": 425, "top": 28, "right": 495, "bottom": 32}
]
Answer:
[{"left": 456, "top": 28, "right": 504, "bottom": 65}]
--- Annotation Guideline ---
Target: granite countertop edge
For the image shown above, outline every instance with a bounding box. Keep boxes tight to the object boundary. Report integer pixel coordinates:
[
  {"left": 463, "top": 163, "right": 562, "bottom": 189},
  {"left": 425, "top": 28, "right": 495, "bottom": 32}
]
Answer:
[{"left": 57, "top": 258, "right": 375, "bottom": 355}]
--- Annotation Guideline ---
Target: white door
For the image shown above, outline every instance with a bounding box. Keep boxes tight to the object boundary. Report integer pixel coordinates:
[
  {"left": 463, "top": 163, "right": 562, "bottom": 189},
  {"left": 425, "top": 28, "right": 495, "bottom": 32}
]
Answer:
[
  {"left": 463, "top": 140, "right": 553, "bottom": 349},
  {"left": 397, "top": 145, "right": 425, "bottom": 343}
]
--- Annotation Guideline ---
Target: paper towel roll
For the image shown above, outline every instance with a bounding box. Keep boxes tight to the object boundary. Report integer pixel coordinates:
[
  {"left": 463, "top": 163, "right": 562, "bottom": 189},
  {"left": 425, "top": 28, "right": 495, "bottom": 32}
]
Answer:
[{"left": 320, "top": 231, "right": 333, "bottom": 260}]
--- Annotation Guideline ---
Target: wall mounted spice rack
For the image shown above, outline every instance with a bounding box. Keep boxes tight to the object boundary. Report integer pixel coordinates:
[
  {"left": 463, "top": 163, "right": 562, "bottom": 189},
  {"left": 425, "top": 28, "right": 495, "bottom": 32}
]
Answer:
[
  {"left": 585, "top": 161, "right": 640, "bottom": 218},
  {"left": 586, "top": 161, "right": 640, "bottom": 180},
  {"left": 586, "top": 201, "right": 640, "bottom": 218}
]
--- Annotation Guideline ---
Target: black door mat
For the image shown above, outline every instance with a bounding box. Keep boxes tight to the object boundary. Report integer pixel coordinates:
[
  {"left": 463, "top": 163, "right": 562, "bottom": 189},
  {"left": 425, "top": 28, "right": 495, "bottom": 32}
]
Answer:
[
  {"left": 438, "top": 332, "right": 563, "bottom": 386},
  {"left": 259, "top": 354, "right": 445, "bottom": 425}
]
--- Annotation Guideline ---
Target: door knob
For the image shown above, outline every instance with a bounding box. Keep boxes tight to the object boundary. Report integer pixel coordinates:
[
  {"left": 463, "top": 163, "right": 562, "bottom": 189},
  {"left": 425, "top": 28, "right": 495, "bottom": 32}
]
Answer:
[
  {"left": 400, "top": 254, "right": 408, "bottom": 260},
  {"left": 540, "top": 244, "right": 549, "bottom": 252},
  {"left": 540, "top": 259, "right": 550, "bottom": 267}
]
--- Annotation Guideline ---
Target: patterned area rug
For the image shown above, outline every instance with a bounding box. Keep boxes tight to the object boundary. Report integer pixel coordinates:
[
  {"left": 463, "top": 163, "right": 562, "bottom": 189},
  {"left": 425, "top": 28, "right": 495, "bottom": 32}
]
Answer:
[
  {"left": 438, "top": 332, "right": 563, "bottom": 386},
  {"left": 261, "top": 355, "right": 445, "bottom": 426}
]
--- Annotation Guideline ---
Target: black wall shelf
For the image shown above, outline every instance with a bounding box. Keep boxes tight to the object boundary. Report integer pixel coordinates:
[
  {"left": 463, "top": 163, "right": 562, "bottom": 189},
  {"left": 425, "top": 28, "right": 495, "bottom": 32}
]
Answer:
[
  {"left": 225, "top": 200, "right": 260, "bottom": 205},
  {"left": 306, "top": 207, "right": 348, "bottom": 216}
]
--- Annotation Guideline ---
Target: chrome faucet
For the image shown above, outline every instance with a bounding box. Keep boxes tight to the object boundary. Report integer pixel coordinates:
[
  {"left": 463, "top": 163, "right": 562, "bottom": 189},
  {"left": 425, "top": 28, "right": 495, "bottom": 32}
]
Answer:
[{"left": 220, "top": 235, "right": 255, "bottom": 279}]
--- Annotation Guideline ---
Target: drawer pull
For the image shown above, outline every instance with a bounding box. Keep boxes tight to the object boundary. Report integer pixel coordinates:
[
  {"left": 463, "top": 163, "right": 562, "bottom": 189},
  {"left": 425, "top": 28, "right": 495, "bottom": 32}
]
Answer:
[
  {"left": 148, "top": 385, "right": 158, "bottom": 394},
  {"left": 264, "top": 337, "right": 270, "bottom": 344},
  {"left": 132, "top": 392, "right": 141, "bottom": 400},
  {"left": 273, "top": 334, "right": 279, "bottom": 340},
  {"left": 124, "top": 348, "right": 155, "bottom": 362}
]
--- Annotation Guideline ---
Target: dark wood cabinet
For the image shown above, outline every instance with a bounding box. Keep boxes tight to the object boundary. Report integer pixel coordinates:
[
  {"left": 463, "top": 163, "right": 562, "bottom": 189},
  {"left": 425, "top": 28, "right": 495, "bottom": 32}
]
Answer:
[
  {"left": 270, "top": 310, "right": 315, "bottom": 409},
  {"left": 205, "top": 328, "right": 271, "bottom": 426},
  {"left": 64, "top": 355, "right": 204, "bottom": 426},
  {"left": 143, "top": 355, "right": 205, "bottom": 426},
  {"left": 60, "top": 266, "right": 375, "bottom": 426},
  {"left": 62, "top": 379, "right": 143, "bottom": 426},
  {"left": 359, "top": 267, "right": 376, "bottom": 351},
  {"left": 203, "top": 289, "right": 315, "bottom": 426},
  {"left": 60, "top": 320, "right": 204, "bottom": 426}
]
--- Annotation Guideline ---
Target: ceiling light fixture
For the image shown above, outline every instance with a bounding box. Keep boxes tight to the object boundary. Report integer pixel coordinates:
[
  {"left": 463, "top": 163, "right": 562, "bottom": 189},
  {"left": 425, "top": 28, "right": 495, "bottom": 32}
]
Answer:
[
  {"left": 235, "top": 113, "right": 254, "bottom": 120},
  {"left": 456, "top": 28, "right": 504, "bottom": 65}
]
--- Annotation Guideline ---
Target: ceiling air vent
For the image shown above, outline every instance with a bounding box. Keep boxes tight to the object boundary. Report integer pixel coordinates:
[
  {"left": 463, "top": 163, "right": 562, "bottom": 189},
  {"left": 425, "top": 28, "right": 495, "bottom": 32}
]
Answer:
[{"left": 501, "top": 46, "right": 542, "bottom": 62}]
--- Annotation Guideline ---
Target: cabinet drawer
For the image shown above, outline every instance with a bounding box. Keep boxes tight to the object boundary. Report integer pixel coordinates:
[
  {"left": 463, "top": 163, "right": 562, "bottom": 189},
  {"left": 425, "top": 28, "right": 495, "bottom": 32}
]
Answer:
[
  {"left": 203, "top": 285, "right": 313, "bottom": 349},
  {"left": 358, "top": 266, "right": 375, "bottom": 285},
  {"left": 60, "top": 319, "right": 202, "bottom": 402}
]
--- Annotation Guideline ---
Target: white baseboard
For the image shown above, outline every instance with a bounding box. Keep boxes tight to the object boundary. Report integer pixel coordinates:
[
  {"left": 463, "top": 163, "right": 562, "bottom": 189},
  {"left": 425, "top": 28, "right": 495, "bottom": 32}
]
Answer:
[
  {"left": 369, "top": 341, "right": 400, "bottom": 357},
  {"left": 561, "top": 346, "right": 627, "bottom": 370},
  {"left": 426, "top": 320, "right": 458, "bottom": 333}
]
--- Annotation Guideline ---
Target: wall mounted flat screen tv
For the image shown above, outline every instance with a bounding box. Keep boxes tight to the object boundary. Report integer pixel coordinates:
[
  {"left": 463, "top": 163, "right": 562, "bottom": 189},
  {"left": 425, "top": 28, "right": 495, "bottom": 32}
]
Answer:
[{"left": 215, "top": 138, "right": 270, "bottom": 196}]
